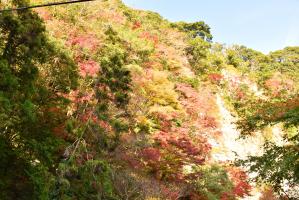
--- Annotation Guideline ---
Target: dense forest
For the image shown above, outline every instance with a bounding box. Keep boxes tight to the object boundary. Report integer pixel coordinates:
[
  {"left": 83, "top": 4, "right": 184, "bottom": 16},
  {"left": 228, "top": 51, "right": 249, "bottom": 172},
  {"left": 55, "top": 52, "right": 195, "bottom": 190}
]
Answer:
[{"left": 0, "top": 0, "right": 298, "bottom": 199}]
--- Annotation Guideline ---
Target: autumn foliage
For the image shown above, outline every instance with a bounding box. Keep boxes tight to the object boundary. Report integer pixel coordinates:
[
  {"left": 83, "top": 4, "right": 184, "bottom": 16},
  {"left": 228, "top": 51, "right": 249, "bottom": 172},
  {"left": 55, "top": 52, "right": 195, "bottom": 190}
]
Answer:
[{"left": 5, "top": 0, "right": 297, "bottom": 199}]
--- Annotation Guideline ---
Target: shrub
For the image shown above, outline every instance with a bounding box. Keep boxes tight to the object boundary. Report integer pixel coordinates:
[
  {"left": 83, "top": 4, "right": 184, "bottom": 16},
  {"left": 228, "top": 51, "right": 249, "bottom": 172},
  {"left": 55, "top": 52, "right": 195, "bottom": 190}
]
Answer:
[{"left": 190, "top": 165, "right": 234, "bottom": 200}]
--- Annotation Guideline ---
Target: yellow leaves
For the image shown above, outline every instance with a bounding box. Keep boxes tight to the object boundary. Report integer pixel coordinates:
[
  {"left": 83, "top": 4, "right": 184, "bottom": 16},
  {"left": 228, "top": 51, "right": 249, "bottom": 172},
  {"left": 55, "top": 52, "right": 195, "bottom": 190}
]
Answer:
[
  {"left": 166, "top": 59, "right": 182, "bottom": 71},
  {"left": 145, "top": 198, "right": 161, "bottom": 200},
  {"left": 133, "top": 115, "right": 158, "bottom": 134},
  {"left": 144, "top": 70, "right": 180, "bottom": 109},
  {"left": 128, "top": 67, "right": 183, "bottom": 134},
  {"left": 262, "top": 126, "right": 275, "bottom": 140},
  {"left": 285, "top": 125, "right": 299, "bottom": 138},
  {"left": 149, "top": 105, "right": 177, "bottom": 116},
  {"left": 118, "top": 27, "right": 155, "bottom": 51},
  {"left": 136, "top": 115, "right": 149, "bottom": 125},
  {"left": 125, "top": 64, "right": 144, "bottom": 76}
]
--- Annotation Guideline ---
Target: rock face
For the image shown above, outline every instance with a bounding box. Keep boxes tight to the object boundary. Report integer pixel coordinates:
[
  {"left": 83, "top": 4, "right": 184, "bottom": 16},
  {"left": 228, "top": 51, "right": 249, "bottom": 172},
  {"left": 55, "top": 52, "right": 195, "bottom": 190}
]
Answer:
[
  {"left": 211, "top": 94, "right": 264, "bottom": 161},
  {"left": 209, "top": 94, "right": 263, "bottom": 199}
]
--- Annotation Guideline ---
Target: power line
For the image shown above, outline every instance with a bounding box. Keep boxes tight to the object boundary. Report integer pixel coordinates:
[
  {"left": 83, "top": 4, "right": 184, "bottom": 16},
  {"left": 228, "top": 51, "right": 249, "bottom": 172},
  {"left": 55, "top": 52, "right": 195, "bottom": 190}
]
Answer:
[{"left": 0, "top": 0, "right": 98, "bottom": 13}]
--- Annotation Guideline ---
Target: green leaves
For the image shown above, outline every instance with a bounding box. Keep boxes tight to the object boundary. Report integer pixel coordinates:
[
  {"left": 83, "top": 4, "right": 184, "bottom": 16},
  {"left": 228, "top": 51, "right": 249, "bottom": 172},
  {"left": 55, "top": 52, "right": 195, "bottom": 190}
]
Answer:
[
  {"left": 0, "top": 1, "right": 78, "bottom": 199},
  {"left": 50, "top": 159, "right": 118, "bottom": 200},
  {"left": 172, "top": 21, "right": 213, "bottom": 41},
  {"left": 228, "top": 46, "right": 299, "bottom": 198},
  {"left": 99, "top": 41, "right": 131, "bottom": 107},
  {"left": 191, "top": 165, "right": 234, "bottom": 200},
  {"left": 186, "top": 37, "right": 211, "bottom": 75},
  {"left": 237, "top": 136, "right": 299, "bottom": 198},
  {"left": 0, "top": 59, "right": 18, "bottom": 91},
  {"left": 22, "top": 100, "right": 37, "bottom": 122}
]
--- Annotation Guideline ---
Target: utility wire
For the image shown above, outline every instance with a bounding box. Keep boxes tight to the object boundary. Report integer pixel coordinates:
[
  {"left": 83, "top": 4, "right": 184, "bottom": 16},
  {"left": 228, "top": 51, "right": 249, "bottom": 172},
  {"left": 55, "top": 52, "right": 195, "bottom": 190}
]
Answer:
[{"left": 0, "top": 0, "right": 98, "bottom": 13}]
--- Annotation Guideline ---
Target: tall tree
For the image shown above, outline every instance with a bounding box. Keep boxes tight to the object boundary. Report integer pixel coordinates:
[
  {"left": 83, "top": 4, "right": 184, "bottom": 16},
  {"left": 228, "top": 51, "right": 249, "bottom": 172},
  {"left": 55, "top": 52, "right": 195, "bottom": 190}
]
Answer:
[{"left": 0, "top": 1, "right": 77, "bottom": 199}]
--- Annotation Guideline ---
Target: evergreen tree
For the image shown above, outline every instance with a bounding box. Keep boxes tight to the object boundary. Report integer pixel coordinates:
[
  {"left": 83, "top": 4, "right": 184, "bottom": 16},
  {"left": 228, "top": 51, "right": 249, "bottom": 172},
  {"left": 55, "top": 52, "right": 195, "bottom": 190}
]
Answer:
[{"left": 0, "top": 1, "right": 77, "bottom": 199}]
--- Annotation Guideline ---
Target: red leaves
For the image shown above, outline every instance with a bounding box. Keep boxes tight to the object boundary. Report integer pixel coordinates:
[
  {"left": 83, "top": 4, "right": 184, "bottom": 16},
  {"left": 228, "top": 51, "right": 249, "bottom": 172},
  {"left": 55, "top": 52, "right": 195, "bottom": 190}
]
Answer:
[
  {"left": 78, "top": 60, "right": 100, "bottom": 77},
  {"left": 130, "top": 83, "right": 217, "bottom": 183},
  {"left": 202, "top": 116, "right": 218, "bottom": 128},
  {"left": 176, "top": 83, "right": 212, "bottom": 113},
  {"left": 67, "top": 34, "right": 100, "bottom": 52},
  {"left": 140, "top": 31, "right": 159, "bottom": 46},
  {"left": 120, "top": 152, "right": 142, "bottom": 169},
  {"left": 227, "top": 167, "right": 252, "bottom": 198},
  {"left": 80, "top": 110, "right": 98, "bottom": 123},
  {"left": 232, "top": 181, "right": 252, "bottom": 198},
  {"left": 98, "top": 120, "right": 113, "bottom": 132},
  {"left": 176, "top": 83, "right": 197, "bottom": 99},
  {"left": 264, "top": 77, "right": 283, "bottom": 97},
  {"left": 208, "top": 73, "right": 223, "bottom": 83},
  {"left": 132, "top": 21, "right": 142, "bottom": 30},
  {"left": 160, "top": 185, "right": 180, "bottom": 200},
  {"left": 141, "top": 147, "right": 161, "bottom": 162},
  {"left": 176, "top": 83, "right": 219, "bottom": 129},
  {"left": 138, "top": 114, "right": 211, "bottom": 181},
  {"left": 235, "top": 88, "right": 246, "bottom": 100},
  {"left": 168, "top": 135, "right": 201, "bottom": 157}
]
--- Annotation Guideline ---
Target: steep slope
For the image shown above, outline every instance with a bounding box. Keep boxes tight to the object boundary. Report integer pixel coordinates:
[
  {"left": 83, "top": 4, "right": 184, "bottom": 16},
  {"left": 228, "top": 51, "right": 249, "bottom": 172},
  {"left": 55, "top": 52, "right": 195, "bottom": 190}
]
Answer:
[
  {"left": 36, "top": 0, "right": 298, "bottom": 199},
  {"left": 32, "top": 1, "right": 255, "bottom": 199},
  {"left": 1, "top": 0, "right": 298, "bottom": 199}
]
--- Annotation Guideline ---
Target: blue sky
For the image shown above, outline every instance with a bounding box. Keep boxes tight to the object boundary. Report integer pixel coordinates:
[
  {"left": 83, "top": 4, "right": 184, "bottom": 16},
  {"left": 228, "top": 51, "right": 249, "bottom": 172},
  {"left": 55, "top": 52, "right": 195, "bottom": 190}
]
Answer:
[{"left": 123, "top": 0, "right": 299, "bottom": 53}]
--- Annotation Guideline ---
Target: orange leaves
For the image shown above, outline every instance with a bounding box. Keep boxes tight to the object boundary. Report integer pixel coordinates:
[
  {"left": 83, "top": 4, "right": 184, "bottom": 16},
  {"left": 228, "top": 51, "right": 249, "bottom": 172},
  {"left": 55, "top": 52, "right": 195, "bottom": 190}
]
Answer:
[
  {"left": 265, "top": 78, "right": 281, "bottom": 91},
  {"left": 259, "top": 187, "right": 278, "bottom": 200},
  {"left": 208, "top": 73, "right": 223, "bottom": 83},
  {"left": 98, "top": 120, "right": 113, "bottom": 132},
  {"left": 35, "top": 8, "right": 52, "bottom": 21},
  {"left": 176, "top": 83, "right": 219, "bottom": 128},
  {"left": 264, "top": 75, "right": 294, "bottom": 97},
  {"left": 80, "top": 109, "right": 98, "bottom": 123},
  {"left": 142, "top": 60, "right": 163, "bottom": 69},
  {"left": 227, "top": 167, "right": 252, "bottom": 198}
]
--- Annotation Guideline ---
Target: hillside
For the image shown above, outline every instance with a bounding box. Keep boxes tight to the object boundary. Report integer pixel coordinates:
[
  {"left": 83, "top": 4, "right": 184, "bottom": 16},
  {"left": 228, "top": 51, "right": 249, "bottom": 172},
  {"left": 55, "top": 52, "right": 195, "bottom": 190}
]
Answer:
[{"left": 0, "top": 0, "right": 298, "bottom": 200}]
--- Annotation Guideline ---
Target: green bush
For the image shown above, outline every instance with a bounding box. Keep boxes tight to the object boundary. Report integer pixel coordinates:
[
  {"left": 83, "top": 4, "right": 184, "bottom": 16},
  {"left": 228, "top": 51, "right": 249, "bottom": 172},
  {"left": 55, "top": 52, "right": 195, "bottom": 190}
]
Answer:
[{"left": 190, "top": 165, "right": 234, "bottom": 200}]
